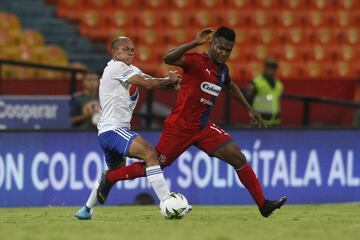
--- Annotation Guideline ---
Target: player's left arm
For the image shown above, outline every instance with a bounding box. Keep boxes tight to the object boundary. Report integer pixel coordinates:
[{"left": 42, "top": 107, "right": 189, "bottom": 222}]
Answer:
[
  {"left": 142, "top": 73, "right": 182, "bottom": 90},
  {"left": 226, "top": 81, "right": 266, "bottom": 128}
]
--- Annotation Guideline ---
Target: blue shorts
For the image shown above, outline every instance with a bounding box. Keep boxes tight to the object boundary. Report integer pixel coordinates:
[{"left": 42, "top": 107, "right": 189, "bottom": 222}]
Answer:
[{"left": 98, "top": 128, "right": 139, "bottom": 169}]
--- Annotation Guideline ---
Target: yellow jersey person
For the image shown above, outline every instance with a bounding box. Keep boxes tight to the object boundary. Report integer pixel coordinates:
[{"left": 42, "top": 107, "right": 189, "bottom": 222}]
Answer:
[{"left": 247, "top": 58, "right": 283, "bottom": 126}]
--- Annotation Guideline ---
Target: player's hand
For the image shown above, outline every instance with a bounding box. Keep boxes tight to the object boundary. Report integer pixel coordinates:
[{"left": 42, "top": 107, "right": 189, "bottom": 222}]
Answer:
[
  {"left": 249, "top": 109, "right": 267, "bottom": 128},
  {"left": 168, "top": 70, "right": 182, "bottom": 83},
  {"left": 194, "top": 28, "right": 214, "bottom": 45}
]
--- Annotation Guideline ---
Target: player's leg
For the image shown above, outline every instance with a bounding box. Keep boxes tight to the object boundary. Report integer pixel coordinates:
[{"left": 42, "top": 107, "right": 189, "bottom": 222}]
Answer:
[
  {"left": 101, "top": 123, "right": 194, "bottom": 183},
  {"left": 97, "top": 125, "right": 194, "bottom": 205},
  {"left": 126, "top": 135, "right": 170, "bottom": 201},
  {"left": 75, "top": 133, "right": 127, "bottom": 219},
  {"left": 197, "top": 122, "right": 286, "bottom": 217}
]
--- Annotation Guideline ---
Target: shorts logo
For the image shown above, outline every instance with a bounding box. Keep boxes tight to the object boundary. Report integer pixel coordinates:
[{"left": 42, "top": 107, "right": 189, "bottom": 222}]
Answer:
[
  {"left": 159, "top": 154, "right": 166, "bottom": 163},
  {"left": 200, "top": 82, "right": 221, "bottom": 96}
]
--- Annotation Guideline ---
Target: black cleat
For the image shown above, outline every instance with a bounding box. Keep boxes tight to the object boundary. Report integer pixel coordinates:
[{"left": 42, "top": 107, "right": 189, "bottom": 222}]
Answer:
[
  {"left": 259, "top": 196, "right": 287, "bottom": 218},
  {"left": 96, "top": 170, "right": 114, "bottom": 205}
]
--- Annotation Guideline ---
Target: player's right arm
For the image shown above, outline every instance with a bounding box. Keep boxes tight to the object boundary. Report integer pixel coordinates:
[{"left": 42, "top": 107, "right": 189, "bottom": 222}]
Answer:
[
  {"left": 128, "top": 71, "right": 181, "bottom": 90},
  {"left": 163, "top": 28, "right": 214, "bottom": 67}
]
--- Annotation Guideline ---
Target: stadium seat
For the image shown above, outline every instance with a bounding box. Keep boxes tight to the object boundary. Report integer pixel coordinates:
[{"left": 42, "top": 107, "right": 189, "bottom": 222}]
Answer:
[
  {"left": 56, "top": 0, "right": 86, "bottom": 22},
  {"left": 335, "top": 27, "right": 359, "bottom": 45},
  {"left": 134, "top": 44, "right": 160, "bottom": 64},
  {"left": 337, "top": 0, "right": 360, "bottom": 10},
  {"left": 253, "top": 28, "right": 276, "bottom": 45},
  {"left": 0, "top": 12, "right": 21, "bottom": 32},
  {"left": 164, "top": 29, "right": 192, "bottom": 45},
  {"left": 306, "top": 10, "right": 331, "bottom": 28},
  {"left": 86, "top": 0, "right": 112, "bottom": 10},
  {"left": 333, "top": 44, "right": 356, "bottom": 62},
  {"left": 256, "top": 0, "right": 281, "bottom": 10},
  {"left": 165, "top": 10, "right": 192, "bottom": 28},
  {"left": 221, "top": 10, "right": 251, "bottom": 28},
  {"left": 0, "top": 31, "right": 8, "bottom": 49},
  {"left": 135, "top": 28, "right": 165, "bottom": 45},
  {"left": 22, "top": 30, "right": 45, "bottom": 47},
  {"left": 248, "top": 10, "right": 272, "bottom": 27},
  {"left": 328, "top": 10, "right": 357, "bottom": 28},
  {"left": 302, "top": 44, "right": 334, "bottom": 63},
  {"left": 197, "top": 0, "right": 225, "bottom": 9},
  {"left": 134, "top": 10, "right": 164, "bottom": 28},
  {"left": 232, "top": 28, "right": 252, "bottom": 45},
  {"left": 310, "top": 0, "right": 336, "bottom": 10},
  {"left": 142, "top": 0, "right": 170, "bottom": 9},
  {"left": 281, "top": 0, "right": 308, "bottom": 10},
  {"left": 191, "top": 10, "right": 222, "bottom": 28},
  {"left": 169, "top": 0, "right": 197, "bottom": 9},
  {"left": 226, "top": 0, "right": 255, "bottom": 9},
  {"left": 80, "top": 10, "right": 108, "bottom": 40},
  {"left": 276, "top": 10, "right": 305, "bottom": 28},
  {"left": 274, "top": 44, "right": 302, "bottom": 62},
  {"left": 307, "top": 27, "right": 334, "bottom": 45},
  {"left": 113, "top": 0, "right": 141, "bottom": 9},
  {"left": 108, "top": 10, "right": 137, "bottom": 28}
]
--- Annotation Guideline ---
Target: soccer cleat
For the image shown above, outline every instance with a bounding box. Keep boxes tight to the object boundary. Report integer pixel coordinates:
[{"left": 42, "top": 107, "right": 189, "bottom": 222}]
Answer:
[
  {"left": 259, "top": 196, "right": 287, "bottom": 218},
  {"left": 96, "top": 170, "right": 114, "bottom": 205},
  {"left": 75, "top": 206, "right": 92, "bottom": 220}
]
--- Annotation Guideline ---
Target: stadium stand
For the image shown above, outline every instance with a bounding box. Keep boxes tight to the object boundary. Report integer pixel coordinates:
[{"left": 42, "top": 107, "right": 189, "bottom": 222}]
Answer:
[
  {"left": 0, "top": 0, "right": 359, "bottom": 127},
  {"left": 35, "top": 0, "right": 360, "bottom": 80}
]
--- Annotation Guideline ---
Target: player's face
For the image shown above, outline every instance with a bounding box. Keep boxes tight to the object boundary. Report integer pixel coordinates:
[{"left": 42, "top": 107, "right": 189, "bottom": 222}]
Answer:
[
  {"left": 209, "top": 37, "right": 234, "bottom": 64},
  {"left": 113, "top": 40, "right": 135, "bottom": 65}
]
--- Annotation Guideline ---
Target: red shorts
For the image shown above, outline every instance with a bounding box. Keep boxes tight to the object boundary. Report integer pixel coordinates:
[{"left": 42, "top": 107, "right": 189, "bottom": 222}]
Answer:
[{"left": 155, "top": 121, "right": 233, "bottom": 167}]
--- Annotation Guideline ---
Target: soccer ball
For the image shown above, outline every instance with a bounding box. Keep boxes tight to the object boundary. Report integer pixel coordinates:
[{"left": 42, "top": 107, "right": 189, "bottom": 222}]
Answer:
[{"left": 160, "top": 192, "right": 189, "bottom": 219}]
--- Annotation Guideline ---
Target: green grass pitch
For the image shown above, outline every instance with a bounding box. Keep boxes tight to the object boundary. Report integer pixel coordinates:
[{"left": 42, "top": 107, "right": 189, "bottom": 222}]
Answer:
[{"left": 0, "top": 204, "right": 359, "bottom": 240}]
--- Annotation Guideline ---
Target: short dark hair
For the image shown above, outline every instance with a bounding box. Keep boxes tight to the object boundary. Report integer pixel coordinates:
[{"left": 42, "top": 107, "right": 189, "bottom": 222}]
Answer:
[
  {"left": 213, "top": 26, "right": 236, "bottom": 42},
  {"left": 111, "top": 38, "right": 121, "bottom": 50}
]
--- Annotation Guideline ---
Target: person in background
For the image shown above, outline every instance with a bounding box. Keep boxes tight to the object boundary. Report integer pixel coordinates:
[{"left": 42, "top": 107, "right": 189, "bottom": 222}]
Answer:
[
  {"left": 353, "top": 78, "right": 360, "bottom": 127},
  {"left": 69, "top": 72, "right": 100, "bottom": 129},
  {"left": 247, "top": 58, "right": 283, "bottom": 126}
]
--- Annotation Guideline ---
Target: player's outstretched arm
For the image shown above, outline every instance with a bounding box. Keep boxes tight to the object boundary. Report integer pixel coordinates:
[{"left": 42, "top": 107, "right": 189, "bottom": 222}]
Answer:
[
  {"left": 128, "top": 71, "right": 181, "bottom": 90},
  {"left": 163, "top": 28, "right": 214, "bottom": 67},
  {"left": 227, "top": 81, "right": 267, "bottom": 128}
]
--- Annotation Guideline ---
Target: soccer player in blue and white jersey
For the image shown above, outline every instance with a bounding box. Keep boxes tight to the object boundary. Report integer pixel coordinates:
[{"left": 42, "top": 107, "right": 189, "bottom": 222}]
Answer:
[{"left": 75, "top": 36, "right": 182, "bottom": 220}]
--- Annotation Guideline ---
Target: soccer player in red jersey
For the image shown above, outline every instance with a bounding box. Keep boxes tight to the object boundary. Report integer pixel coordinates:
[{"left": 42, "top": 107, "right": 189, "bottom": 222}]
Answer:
[{"left": 96, "top": 27, "right": 287, "bottom": 217}]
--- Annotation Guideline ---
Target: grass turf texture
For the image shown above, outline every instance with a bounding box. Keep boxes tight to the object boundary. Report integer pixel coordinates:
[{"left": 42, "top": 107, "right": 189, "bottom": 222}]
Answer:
[{"left": 0, "top": 204, "right": 359, "bottom": 240}]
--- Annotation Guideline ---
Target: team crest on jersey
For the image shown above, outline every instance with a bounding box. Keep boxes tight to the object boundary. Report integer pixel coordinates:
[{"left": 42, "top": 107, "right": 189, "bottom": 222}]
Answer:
[{"left": 200, "top": 81, "right": 221, "bottom": 96}]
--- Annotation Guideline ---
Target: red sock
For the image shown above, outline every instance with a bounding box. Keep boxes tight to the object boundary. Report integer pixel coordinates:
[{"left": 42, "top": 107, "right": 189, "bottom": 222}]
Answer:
[
  {"left": 236, "top": 163, "right": 265, "bottom": 208},
  {"left": 106, "top": 162, "right": 146, "bottom": 184}
]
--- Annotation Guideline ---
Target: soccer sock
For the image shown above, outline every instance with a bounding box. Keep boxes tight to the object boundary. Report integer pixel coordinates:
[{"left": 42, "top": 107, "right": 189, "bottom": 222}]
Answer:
[
  {"left": 106, "top": 161, "right": 146, "bottom": 184},
  {"left": 85, "top": 180, "right": 99, "bottom": 210},
  {"left": 236, "top": 163, "right": 265, "bottom": 208},
  {"left": 146, "top": 165, "right": 170, "bottom": 201}
]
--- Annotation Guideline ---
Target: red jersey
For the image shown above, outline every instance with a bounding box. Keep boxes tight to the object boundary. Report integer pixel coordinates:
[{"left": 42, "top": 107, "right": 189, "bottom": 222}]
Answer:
[{"left": 165, "top": 52, "right": 231, "bottom": 130}]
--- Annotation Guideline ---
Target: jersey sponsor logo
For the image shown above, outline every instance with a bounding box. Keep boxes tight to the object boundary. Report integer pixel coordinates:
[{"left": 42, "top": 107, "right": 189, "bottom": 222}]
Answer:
[
  {"left": 129, "top": 85, "right": 138, "bottom": 102},
  {"left": 200, "top": 97, "right": 214, "bottom": 106},
  {"left": 200, "top": 81, "right": 221, "bottom": 96}
]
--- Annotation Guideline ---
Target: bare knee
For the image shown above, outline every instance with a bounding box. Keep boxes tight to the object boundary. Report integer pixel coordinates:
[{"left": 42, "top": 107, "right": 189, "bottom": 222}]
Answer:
[{"left": 229, "top": 150, "right": 247, "bottom": 169}]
